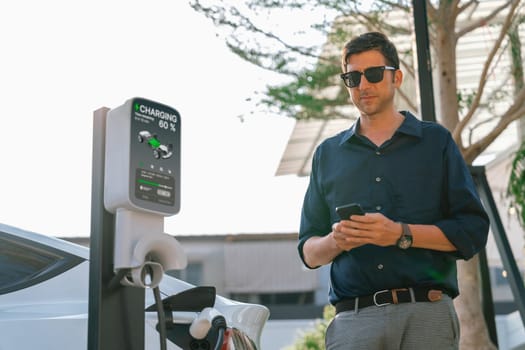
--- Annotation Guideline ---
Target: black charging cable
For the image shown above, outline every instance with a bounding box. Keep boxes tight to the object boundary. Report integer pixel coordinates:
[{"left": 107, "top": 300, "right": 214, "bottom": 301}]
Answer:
[
  {"left": 212, "top": 315, "right": 227, "bottom": 350},
  {"left": 148, "top": 265, "right": 168, "bottom": 350}
]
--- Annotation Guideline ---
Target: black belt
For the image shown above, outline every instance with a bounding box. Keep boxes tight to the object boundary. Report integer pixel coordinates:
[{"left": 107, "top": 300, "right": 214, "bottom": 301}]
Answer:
[{"left": 335, "top": 287, "right": 444, "bottom": 314}]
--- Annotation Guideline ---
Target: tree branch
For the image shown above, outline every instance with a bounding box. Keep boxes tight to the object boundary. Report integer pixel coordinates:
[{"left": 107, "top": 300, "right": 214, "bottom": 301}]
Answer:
[
  {"left": 463, "top": 87, "right": 525, "bottom": 163},
  {"left": 191, "top": 1, "right": 322, "bottom": 61},
  {"left": 456, "top": 0, "right": 514, "bottom": 38},
  {"left": 425, "top": 0, "right": 437, "bottom": 20},
  {"left": 453, "top": 0, "right": 520, "bottom": 141},
  {"left": 457, "top": 0, "right": 480, "bottom": 19}
]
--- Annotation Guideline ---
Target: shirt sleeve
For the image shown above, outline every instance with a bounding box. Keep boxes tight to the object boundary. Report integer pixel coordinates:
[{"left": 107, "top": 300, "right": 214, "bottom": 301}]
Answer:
[
  {"left": 297, "top": 147, "right": 332, "bottom": 269},
  {"left": 434, "top": 132, "right": 490, "bottom": 260}
]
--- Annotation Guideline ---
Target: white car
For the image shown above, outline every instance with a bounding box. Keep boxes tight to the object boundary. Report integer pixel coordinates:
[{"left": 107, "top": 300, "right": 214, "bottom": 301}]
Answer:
[{"left": 0, "top": 223, "right": 269, "bottom": 350}]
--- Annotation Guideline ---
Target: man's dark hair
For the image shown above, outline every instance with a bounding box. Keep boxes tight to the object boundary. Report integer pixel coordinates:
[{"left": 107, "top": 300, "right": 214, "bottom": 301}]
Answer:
[{"left": 341, "top": 32, "right": 400, "bottom": 72}]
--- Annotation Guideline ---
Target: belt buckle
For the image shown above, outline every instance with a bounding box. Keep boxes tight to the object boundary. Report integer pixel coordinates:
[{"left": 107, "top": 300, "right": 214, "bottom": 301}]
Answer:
[{"left": 373, "top": 289, "right": 390, "bottom": 306}]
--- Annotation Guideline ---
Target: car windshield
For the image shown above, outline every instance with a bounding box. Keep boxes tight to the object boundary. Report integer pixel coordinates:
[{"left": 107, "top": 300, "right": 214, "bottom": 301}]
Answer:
[{"left": 0, "top": 233, "right": 84, "bottom": 295}]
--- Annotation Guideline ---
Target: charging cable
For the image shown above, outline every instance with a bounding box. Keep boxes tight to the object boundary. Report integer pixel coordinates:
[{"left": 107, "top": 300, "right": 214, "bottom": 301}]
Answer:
[
  {"left": 149, "top": 263, "right": 167, "bottom": 350},
  {"left": 212, "top": 313, "right": 227, "bottom": 350},
  {"left": 189, "top": 307, "right": 227, "bottom": 350}
]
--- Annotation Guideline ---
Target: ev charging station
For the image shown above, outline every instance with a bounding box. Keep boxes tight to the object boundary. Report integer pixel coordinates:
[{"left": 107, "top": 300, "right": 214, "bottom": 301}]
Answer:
[
  {"left": 104, "top": 97, "right": 186, "bottom": 288},
  {"left": 88, "top": 97, "right": 187, "bottom": 350}
]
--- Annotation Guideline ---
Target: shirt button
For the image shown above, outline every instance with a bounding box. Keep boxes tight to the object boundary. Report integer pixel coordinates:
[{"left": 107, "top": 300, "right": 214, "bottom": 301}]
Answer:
[
  {"left": 376, "top": 151, "right": 381, "bottom": 155},
  {"left": 375, "top": 177, "right": 382, "bottom": 182},
  {"left": 377, "top": 264, "right": 384, "bottom": 270},
  {"left": 376, "top": 205, "right": 382, "bottom": 211}
]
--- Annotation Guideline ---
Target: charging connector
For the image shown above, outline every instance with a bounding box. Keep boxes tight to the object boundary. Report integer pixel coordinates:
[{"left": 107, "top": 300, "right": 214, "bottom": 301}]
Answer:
[
  {"left": 188, "top": 307, "right": 227, "bottom": 350},
  {"left": 189, "top": 308, "right": 213, "bottom": 340}
]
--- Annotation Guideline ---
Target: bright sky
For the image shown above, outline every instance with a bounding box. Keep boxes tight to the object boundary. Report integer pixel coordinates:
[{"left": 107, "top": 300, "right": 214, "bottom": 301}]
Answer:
[{"left": 0, "top": 0, "right": 311, "bottom": 237}]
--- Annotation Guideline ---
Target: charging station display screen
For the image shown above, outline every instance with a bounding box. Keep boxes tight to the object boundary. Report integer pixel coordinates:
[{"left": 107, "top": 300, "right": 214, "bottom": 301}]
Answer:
[
  {"left": 129, "top": 98, "right": 181, "bottom": 214},
  {"left": 135, "top": 169, "right": 175, "bottom": 206}
]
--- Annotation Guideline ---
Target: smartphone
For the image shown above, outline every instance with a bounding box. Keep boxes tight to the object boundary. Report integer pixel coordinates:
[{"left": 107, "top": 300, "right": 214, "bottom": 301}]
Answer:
[{"left": 335, "top": 203, "right": 365, "bottom": 220}]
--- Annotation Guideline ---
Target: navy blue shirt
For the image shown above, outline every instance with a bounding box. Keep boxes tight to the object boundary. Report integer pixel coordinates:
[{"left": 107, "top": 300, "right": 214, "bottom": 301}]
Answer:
[{"left": 298, "top": 111, "right": 489, "bottom": 305}]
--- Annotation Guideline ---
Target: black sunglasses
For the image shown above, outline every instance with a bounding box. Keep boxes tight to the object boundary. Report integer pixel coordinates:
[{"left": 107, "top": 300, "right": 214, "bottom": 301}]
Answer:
[{"left": 340, "top": 66, "right": 397, "bottom": 88}]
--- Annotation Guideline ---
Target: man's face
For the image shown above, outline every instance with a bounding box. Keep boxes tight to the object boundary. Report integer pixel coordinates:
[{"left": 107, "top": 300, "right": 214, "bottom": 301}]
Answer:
[{"left": 344, "top": 50, "right": 401, "bottom": 117}]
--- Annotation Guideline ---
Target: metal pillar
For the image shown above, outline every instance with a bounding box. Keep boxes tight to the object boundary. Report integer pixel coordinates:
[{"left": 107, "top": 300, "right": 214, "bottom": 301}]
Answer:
[
  {"left": 471, "top": 165, "right": 525, "bottom": 331},
  {"left": 87, "top": 107, "right": 145, "bottom": 350},
  {"left": 478, "top": 247, "right": 498, "bottom": 347},
  {"left": 412, "top": 0, "right": 437, "bottom": 123}
]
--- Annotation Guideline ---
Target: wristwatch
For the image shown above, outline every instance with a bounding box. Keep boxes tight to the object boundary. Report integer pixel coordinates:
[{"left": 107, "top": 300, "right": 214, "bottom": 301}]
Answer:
[{"left": 396, "top": 223, "right": 413, "bottom": 249}]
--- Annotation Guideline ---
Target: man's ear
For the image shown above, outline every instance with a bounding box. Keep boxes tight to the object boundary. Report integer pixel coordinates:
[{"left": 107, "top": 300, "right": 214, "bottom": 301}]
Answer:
[{"left": 393, "top": 69, "right": 403, "bottom": 87}]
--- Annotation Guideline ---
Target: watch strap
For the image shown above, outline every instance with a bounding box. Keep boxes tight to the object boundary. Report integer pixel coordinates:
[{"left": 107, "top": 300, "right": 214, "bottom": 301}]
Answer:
[
  {"left": 397, "top": 222, "right": 413, "bottom": 249},
  {"left": 401, "top": 223, "right": 412, "bottom": 237}
]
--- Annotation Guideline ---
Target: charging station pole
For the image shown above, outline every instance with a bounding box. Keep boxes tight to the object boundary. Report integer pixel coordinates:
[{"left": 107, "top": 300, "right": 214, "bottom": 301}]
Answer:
[
  {"left": 88, "top": 98, "right": 186, "bottom": 350},
  {"left": 87, "top": 107, "right": 145, "bottom": 350}
]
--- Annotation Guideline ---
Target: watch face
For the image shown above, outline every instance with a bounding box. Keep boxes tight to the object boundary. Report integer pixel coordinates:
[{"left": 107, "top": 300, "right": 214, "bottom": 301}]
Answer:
[{"left": 397, "top": 236, "right": 413, "bottom": 249}]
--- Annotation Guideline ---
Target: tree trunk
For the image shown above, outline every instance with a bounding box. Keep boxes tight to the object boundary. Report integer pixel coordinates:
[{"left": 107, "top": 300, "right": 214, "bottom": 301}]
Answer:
[
  {"left": 432, "top": 5, "right": 497, "bottom": 348},
  {"left": 433, "top": 9, "right": 460, "bottom": 135},
  {"left": 455, "top": 257, "right": 498, "bottom": 350}
]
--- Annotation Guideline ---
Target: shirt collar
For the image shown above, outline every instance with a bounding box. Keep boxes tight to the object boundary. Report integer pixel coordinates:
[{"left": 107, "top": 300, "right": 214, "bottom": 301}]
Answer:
[{"left": 339, "top": 110, "right": 422, "bottom": 145}]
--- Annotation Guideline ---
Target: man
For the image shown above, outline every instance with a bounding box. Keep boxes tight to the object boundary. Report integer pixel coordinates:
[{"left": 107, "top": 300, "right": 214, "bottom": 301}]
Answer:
[{"left": 298, "top": 32, "right": 489, "bottom": 349}]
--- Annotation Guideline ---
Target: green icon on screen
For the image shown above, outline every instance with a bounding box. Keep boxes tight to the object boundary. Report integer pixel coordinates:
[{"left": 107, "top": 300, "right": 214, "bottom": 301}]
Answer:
[{"left": 137, "top": 130, "right": 173, "bottom": 159}]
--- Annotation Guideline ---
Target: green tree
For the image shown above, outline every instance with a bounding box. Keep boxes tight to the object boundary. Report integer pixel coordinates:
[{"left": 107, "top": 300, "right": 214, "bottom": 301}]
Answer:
[
  {"left": 508, "top": 142, "right": 525, "bottom": 224},
  {"left": 507, "top": 13, "right": 525, "bottom": 226},
  {"left": 191, "top": 1, "right": 525, "bottom": 349},
  {"left": 285, "top": 305, "right": 335, "bottom": 350}
]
